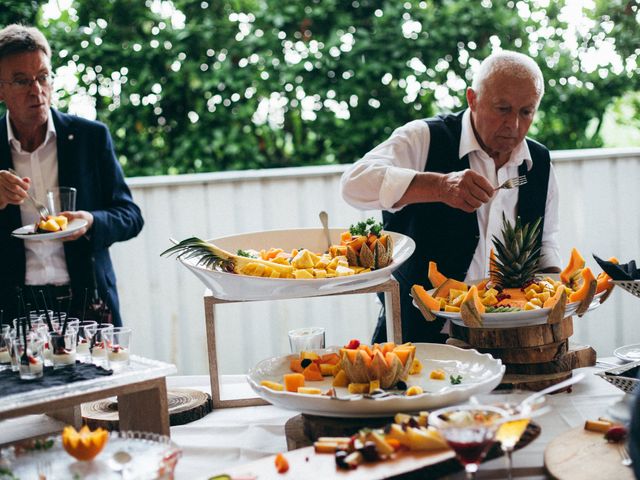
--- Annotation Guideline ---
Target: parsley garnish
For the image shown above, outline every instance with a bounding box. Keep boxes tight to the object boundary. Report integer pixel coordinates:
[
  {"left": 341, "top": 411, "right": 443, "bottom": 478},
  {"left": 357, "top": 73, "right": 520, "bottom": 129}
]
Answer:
[
  {"left": 450, "top": 374, "right": 463, "bottom": 385},
  {"left": 349, "top": 217, "right": 383, "bottom": 237},
  {"left": 236, "top": 249, "right": 253, "bottom": 258}
]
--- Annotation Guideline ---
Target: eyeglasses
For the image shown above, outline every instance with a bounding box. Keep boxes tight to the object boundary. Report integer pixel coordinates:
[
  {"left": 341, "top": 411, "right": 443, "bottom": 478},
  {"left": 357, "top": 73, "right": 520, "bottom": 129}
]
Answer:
[{"left": 0, "top": 73, "right": 55, "bottom": 91}]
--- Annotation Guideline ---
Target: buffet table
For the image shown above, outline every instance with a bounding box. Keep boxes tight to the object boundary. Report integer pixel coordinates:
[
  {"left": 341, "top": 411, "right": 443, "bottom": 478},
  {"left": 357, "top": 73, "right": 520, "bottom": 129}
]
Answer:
[{"left": 0, "top": 360, "right": 627, "bottom": 479}]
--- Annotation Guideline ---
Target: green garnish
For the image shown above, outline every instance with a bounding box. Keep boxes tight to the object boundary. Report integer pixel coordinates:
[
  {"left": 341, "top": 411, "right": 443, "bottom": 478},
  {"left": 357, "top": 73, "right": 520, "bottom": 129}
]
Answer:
[
  {"left": 450, "top": 374, "right": 463, "bottom": 385},
  {"left": 236, "top": 249, "right": 254, "bottom": 258},
  {"left": 350, "top": 217, "right": 383, "bottom": 237}
]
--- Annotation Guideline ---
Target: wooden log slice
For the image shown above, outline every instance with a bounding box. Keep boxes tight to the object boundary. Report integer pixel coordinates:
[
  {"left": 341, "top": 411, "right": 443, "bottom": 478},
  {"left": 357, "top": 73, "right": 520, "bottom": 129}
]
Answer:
[
  {"left": 505, "top": 346, "right": 596, "bottom": 375},
  {"left": 446, "top": 338, "right": 569, "bottom": 364},
  {"left": 500, "top": 371, "right": 573, "bottom": 392},
  {"left": 449, "top": 316, "right": 574, "bottom": 348},
  {"left": 82, "top": 388, "right": 212, "bottom": 430}
]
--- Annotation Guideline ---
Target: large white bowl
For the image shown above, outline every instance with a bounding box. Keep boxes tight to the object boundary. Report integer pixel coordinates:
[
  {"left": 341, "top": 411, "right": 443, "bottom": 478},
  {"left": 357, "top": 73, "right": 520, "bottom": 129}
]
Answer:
[
  {"left": 413, "top": 274, "right": 607, "bottom": 329},
  {"left": 178, "top": 228, "right": 415, "bottom": 301},
  {"left": 247, "top": 343, "right": 505, "bottom": 418}
]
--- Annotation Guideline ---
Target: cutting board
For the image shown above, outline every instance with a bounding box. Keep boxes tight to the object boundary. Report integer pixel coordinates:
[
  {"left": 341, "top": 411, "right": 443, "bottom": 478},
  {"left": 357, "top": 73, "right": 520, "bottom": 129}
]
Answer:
[
  {"left": 214, "top": 446, "right": 455, "bottom": 480},
  {"left": 544, "top": 426, "right": 634, "bottom": 480}
]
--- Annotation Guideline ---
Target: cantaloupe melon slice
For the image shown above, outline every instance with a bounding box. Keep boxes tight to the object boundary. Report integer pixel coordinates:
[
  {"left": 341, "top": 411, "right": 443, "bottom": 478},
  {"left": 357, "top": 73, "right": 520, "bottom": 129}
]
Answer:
[
  {"left": 543, "top": 286, "right": 567, "bottom": 324},
  {"left": 570, "top": 267, "right": 597, "bottom": 315},
  {"left": 599, "top": 257, "right": 618, "bottom": 303},
  {"left": 561, "top": 248, "right": 585, "bottom": 284},
  {"left": 433, "top": 278, "right": 469, "bottom": 300},
  {"left": 460, "top": 285, "right": 485, "bottom": 328},
  {"left": 411, "top": 284, "right": 438, "bottom": 321},
  {"left": 427, "top": 261, "right": 447, "bottom": 288}
]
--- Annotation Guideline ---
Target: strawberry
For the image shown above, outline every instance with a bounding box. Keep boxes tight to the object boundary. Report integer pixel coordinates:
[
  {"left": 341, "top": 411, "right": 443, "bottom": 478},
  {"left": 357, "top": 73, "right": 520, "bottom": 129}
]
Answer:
[{"left": 346, "top": 339, "right": 360, "bottom": 349}]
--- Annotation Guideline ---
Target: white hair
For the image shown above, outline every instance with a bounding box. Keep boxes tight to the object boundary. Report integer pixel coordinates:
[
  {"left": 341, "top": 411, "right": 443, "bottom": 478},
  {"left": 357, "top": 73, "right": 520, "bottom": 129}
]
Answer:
[{"left": 472, "top": 50, "right": 544, "bottom": 99}]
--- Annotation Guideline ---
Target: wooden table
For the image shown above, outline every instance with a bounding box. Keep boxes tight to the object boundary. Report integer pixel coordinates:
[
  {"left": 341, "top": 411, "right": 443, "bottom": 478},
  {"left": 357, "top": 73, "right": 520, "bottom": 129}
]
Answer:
[
  {"left": 0, "top": 356, "right": 176, "bottom": 436},
  {"left": 202, "top": 277, "right": 402, "bottom": 409}
]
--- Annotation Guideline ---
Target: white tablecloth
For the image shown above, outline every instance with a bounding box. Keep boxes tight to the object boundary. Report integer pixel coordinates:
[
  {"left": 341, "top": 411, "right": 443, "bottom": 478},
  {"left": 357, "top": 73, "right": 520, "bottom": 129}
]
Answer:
[{"left": 0, "top": 360, "right": 628, "bottom": 479}]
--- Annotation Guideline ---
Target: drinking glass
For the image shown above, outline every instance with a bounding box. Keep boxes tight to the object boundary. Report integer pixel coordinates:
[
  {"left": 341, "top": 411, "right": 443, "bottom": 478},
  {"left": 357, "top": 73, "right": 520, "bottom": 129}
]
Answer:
[
  {"left": 47, "top": 330, "right": 77, "bottom": 369},
  {"left": 288, "top": 327, "right": 325, "bottom": 353},
  {"left": 46, "top": 186, "right": 77, "bottom": 214},
  {"left": 91, "top": 324, "right": 114, "bottom": 367},
  {"left": 76, "top": 320, "right": 98, "bottom": 361},
  {"left": 0, "top": 326, "right": 12, "bottom": 370},
  {"left": 470, "top": 392, "right": 549, "bottom": 480},
  {"left": 430, "top": 404, "right": 507, "bottom": 480},
  {"left": 104, "top": 327, "right": 132, "bottom": 370},
  {"left": 12, "top": 334, "right": 45, "bottom": 380}
]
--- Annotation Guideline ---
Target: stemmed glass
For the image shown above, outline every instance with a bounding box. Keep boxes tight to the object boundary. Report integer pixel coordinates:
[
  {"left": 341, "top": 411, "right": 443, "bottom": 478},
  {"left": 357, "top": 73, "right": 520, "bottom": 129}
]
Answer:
[
  {"left": 429, "top": 404, "right": 507, "bottom": 480},
  {"left": 470, "top": 392, "right": 550, "bottom": 480}
]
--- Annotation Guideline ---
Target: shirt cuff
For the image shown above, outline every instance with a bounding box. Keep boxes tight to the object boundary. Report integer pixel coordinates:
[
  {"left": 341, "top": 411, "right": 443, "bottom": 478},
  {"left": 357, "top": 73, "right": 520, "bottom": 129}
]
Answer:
[{"left": 379, "top": 168, "right": 417, "bottom": 211}]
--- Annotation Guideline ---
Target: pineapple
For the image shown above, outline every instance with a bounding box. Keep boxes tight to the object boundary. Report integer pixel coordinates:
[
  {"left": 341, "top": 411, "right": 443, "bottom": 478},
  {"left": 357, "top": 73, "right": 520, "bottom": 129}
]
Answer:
[{"left": 491, "top": 214, "right": 542, "bottom": 289}]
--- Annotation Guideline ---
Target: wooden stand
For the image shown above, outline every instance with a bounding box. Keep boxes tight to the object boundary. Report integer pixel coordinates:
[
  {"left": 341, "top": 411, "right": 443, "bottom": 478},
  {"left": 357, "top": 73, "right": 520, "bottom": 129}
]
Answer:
[
  {"left": 203, "top": 277, "right": 402, "bottom": 409},
  {"left": 448, "top": 316, "right": 596, "bottom": 391}
]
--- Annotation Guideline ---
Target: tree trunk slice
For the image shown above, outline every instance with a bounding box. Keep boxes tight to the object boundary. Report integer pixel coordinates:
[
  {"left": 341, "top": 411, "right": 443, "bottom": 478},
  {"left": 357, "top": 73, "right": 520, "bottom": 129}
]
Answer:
[
  {"left": 81, "top": 388, "right": 212, "bottom": 430},
  {"left": 449, "top": 316, "right": 573, "bottom": 348},
  {"left": 500, "top": 371, "right": 573, "bottom": 391},
  {"left": 505, "top": 346, "right": 596, "bottom": 375},
  {"left": 446, "top": 338, "right": 569, "bottom": 364}
]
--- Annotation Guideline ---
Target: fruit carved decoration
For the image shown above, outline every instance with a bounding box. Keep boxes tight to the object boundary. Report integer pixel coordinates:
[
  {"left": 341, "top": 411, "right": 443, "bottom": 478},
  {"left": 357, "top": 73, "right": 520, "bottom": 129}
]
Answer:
[
  {"left": 61, "top": 425, "right": 109, "bottom": 461},
  {"left": 161, "top": 218, "right": 393, "bottom": 279},
  {"left": 339, "top": 341, "right": 416, "bottom": 389},
  {"left": 412, "top": 214, "right": 616, "bottom": 327}
]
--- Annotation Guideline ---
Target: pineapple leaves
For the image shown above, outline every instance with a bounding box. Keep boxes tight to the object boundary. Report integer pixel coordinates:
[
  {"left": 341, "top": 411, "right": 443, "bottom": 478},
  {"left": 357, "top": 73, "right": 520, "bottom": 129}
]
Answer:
[
  {"left": 160, "top": 237, "right": 234, "bottom": 271},
  {"left": 491, "top": 214, "right": 543, "bottom": 288}
]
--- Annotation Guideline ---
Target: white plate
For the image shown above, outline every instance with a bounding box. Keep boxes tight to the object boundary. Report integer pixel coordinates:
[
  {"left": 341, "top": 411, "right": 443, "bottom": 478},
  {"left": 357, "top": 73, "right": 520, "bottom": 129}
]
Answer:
[
  {"left": 178, "top": 228, "right": 415, "bottom": 301},
  {"left": 11, "top": 218, "right": 88, "bottom": 241},
  {"left": 614, "top": 344, "right": 640, "bottom": 363},
  {"left": 247, "top": 343, "right": 505, "bottom": 418},
  {"left": 413, "top": 275, "right": 606, "bottom": 329}
]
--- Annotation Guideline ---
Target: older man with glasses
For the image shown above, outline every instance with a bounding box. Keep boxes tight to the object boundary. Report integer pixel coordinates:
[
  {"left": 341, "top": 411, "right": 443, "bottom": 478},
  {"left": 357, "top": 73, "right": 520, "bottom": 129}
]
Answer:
[{"left": 0, "top": 24, "right": 144, "bottom": 326}]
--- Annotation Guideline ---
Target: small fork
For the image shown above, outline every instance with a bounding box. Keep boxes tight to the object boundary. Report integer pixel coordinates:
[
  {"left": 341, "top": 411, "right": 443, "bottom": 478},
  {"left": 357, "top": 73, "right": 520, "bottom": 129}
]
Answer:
[
  {"left": 7, "top": 168, "right": 50, "bottom": 221},
  {"left": 619, "top": 444, "right": 633, "bottom": 467},
  {"left": 495, "top": 175, "right": 527, "bottom": 191}
]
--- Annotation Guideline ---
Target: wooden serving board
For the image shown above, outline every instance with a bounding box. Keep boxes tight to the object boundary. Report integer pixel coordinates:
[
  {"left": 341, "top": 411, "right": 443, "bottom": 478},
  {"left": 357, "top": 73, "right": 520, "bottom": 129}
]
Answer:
[{"left": 544, "top": 426, "right": 634, "bottom": 480}]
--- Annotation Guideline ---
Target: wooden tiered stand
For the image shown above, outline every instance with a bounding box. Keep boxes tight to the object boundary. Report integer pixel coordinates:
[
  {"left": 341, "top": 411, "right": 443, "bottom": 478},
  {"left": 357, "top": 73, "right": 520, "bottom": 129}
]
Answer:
[
  {"left": 447, "top": 314, "right": 596, "bottom": 391},
  {"left": 203, "top": 277, "right": 402, "bottom": 409}
]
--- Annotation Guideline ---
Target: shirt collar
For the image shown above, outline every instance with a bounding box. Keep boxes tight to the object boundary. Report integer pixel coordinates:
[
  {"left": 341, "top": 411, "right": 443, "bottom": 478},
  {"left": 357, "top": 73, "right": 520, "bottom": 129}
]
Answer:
[
  {"left": 459, "top": 109, "right": 533, "bottom": 171},
  {"left": 6, "top": 110, "right": 57, "bottom": 154}
]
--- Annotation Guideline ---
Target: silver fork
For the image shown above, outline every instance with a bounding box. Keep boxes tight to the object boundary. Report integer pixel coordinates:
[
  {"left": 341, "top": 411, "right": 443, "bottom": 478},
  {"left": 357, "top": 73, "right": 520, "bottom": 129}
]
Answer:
[
  {"left": 619, "top": 444, "right": 633, "bottom": 467},
  {"left": 494, "top": 175, "right": 527, "bottom": 191},
  {"left": 7, "top": 168, "right": 50, "bottom": 220}
]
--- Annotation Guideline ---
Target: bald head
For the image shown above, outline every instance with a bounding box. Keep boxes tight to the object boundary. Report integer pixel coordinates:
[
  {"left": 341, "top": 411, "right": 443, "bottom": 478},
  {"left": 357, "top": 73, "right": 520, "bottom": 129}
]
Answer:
[{"left": 472, "top": 50, "right": 544, "bottom": 103}]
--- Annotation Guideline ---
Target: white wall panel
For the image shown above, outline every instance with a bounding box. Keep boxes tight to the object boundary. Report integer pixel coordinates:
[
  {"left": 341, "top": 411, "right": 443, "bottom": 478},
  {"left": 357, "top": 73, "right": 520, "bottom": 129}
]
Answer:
[{"left": 110, "top": 148, "right": 640, "bottom": 375}]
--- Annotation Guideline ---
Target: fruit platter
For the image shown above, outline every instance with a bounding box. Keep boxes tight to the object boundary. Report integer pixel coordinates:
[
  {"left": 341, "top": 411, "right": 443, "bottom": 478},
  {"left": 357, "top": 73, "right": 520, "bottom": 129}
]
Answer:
[
  {"left": 162, "top": 220, "right": 415, "bottom": 301},
  {"left": 247, "top": 342, "right": 504, "bottom": 417},
  {"left": 412, "top": 216, "right": 615, "bottom": 328},
  {"left": 11, "top": 217, "right": 88, "bottom": 241}
]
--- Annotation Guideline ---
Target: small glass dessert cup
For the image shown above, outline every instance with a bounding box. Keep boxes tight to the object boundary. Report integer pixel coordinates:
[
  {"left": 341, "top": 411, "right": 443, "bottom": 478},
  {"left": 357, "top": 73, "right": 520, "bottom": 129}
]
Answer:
[
  {"left": 47, "top": 330, "right": 78, "bottom": 369},
  {"left": 0, "top": 326, "right": 12, "bottom": 370},
  {"left": 288, "top": 326, "right": 325, "bottom": 353},
  {"left": 12, "top": 335, "right": 45, "bottom": 380},
  {"left": 91, "top": 324, "right": 114, "bottom": 367},
  {"left": 104, "top": 327, "right": 132, "bottom": 370},
  {"left": 76, "top": 321, "right": 98, "bottom": 362},
  {"left": 429, "top": 404, "right": 507, "bottom": 480}
]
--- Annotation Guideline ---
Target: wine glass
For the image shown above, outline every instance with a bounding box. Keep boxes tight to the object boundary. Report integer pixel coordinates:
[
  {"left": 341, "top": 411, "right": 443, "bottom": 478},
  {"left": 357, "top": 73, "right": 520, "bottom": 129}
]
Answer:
[
  {"left": 470, "top": 391, "right": 550, "bottom": 480},
  {"left": 429, "top": 404, "right": 507, "bottom": 480}
]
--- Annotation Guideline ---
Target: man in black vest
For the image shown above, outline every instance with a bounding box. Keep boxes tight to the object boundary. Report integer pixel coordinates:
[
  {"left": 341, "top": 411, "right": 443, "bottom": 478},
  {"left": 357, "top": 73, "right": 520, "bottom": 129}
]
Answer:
[{"left": 341, "top": 50, "right": 561, "bottom": 343}]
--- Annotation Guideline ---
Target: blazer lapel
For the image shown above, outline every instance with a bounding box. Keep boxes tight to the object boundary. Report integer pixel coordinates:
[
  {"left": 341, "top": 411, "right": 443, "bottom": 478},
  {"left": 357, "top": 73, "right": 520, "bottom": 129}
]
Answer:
[
  {"left": 51, "top": 109, "right": 79, "bottom": 188},
  {"left": 0, "top": 115, "right": 22, "bottom": 232}
]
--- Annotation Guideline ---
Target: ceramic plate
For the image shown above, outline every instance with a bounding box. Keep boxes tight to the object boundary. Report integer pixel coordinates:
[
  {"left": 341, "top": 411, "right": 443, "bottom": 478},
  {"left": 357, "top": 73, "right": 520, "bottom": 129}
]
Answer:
[
  {"left": 614, "top": 344, "right": 640, "bottom": 363},
  {"left": 178, "top": 228, "right": 415, "bottom": 301},
  {"left": 413, "top": 274, "right": 607, "bottom": 329},
  {"left": 247, "top": 343, "right": 505, "bottom": 418},
  {"left": 11, "top": 218, "right": 88, "bottom": 241}
]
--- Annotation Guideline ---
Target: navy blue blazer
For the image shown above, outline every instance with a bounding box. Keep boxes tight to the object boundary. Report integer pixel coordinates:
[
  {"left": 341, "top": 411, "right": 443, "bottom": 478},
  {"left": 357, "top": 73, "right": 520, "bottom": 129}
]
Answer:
[{"left": 0, "top": 108, "right": 144, "bottom": 326}]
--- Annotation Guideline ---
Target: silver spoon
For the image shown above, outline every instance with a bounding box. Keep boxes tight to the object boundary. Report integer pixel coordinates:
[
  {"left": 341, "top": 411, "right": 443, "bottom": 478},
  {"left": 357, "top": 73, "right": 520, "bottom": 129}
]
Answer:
[
  {"left": 109, "top": 450, "right": 132, "bottom": 478},
  {"left": 319, "top": 211, "right": 332, "bottom": 251},
  {"left": 519, "top": 372, "right": 585, "bottom": 411}
]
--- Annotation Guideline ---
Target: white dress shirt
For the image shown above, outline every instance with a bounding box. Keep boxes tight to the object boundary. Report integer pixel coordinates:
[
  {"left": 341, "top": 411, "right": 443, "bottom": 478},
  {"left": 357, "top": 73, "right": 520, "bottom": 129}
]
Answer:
[
  {"left": 7, "top": 111, "right": 71, "bottom": 286},
  {"left": 340, "top": 109, "right": 561, "bottom": 282}
]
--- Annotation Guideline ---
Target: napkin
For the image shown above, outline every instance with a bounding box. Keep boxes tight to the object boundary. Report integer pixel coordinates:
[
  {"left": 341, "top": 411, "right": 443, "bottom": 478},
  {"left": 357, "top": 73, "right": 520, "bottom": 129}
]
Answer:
[{"left": 593, "top": 254, "right": 640, "bottom": 280}]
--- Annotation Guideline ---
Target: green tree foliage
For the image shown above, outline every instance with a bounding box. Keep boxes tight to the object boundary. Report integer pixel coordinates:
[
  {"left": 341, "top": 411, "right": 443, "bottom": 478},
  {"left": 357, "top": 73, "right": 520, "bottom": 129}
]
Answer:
[{"left": 0, "top": 0, "right": 638, "bottom": 176}]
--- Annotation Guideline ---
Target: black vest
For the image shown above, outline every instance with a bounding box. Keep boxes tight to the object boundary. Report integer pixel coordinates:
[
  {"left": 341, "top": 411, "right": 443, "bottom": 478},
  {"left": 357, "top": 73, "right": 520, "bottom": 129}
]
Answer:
[{"left": 376, "top": 110, "right": 551, "bottom": 343}]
